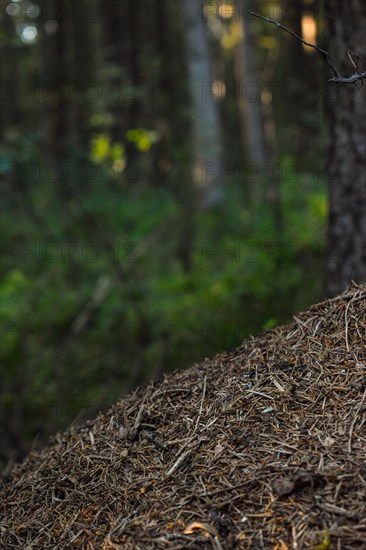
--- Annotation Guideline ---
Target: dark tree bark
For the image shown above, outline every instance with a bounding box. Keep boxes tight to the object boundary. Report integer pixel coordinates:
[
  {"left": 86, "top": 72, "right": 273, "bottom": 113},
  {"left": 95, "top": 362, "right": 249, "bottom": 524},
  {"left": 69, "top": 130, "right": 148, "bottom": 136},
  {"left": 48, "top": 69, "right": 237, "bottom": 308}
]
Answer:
[
  {"left": 1, "top": 2, "right": 20, "bottom": 135},
  {"left": 287, "top": 0, "right": 307, "bottom": 83},
  {"left": 324, "top": 0, "right": 366, "bottom": 297},
  {"left": 102, "top": 0, "right": 141, "bottom": 166},
  {"left": 156, "top": 0, "right": 195, "bottom": 271},
  {"left": 70, "top": 0, "right": 95, "bottom": 151},
  {"left": 40, "top": 0, "right": 69, "bottom": 160}
]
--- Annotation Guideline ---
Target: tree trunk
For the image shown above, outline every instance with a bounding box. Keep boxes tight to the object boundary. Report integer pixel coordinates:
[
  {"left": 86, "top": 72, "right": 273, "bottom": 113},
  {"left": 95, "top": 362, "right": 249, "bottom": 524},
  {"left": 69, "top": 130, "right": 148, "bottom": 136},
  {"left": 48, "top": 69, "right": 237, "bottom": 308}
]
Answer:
[
  {"left": 40, "top": 0, "right": 69, "bottom": 160},
  {"left": 70, "top": 0, "right": 94, "bottom": 152},
  {"left": 182, "top": 0, "right": 223, "bottom": 207},
  {"left": 324, "top": 0, "right": 366, "bottom": 297},
  {"left": 1, "top": 2, "right": 20, "bottom": 135},
  {"left": 102, "top": 0, "right": 140, "bottom": 166},
  {"left": 237, "top": 1, "right": 268, "bottom": 170}
]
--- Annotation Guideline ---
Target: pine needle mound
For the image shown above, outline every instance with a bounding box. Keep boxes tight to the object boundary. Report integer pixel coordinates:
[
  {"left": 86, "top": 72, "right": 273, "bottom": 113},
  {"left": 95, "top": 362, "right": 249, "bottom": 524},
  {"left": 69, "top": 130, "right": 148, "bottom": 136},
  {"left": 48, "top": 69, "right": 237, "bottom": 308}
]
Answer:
[{"left": 1, "top": 284, "right": 366, "bottom": 549}]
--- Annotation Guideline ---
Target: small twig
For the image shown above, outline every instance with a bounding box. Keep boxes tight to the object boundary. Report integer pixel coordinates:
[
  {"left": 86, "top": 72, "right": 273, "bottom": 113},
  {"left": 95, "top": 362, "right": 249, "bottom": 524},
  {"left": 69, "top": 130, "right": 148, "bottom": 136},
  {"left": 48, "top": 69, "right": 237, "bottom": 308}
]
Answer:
[
  {"left": 344, "top": 300, "right": 351, "bottom": 352},
  {"left": 109, "top": 512, "right": 134, "bottom": 536},
  {"left": 347, "top": 50, "right": 366, "bottom": 77},
  {"left": 348, "top": 387, "right": 366, "bottom": 454},
  {"left": 194, "top": 375, "right": 207, "bottom": 432},
  {"left": 344, "top": 289, "right": 361, "bottom": 351},
  {"left": 245, "top": 389, "right": 274, "bottom": 401},
  {"left": 163, "top": 377, "right": 207, "bottom": 479},
  {"left": 318, "top": 502, "right": 358, "bottom": 518},
  {"left": 348, "top": 50, "right": 358, "bottom": 71},
  {"left": 164, "top": 449, "right": 191, "bottom": 479},
  {"left": 128, "top": 396, "right": 147, "bottom": 441}
]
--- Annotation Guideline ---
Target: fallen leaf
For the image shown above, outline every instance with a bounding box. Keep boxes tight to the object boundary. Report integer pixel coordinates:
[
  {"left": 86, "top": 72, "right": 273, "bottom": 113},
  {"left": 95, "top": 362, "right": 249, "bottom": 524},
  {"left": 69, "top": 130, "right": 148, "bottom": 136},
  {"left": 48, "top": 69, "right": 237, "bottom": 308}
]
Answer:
[{"left": 184, "top": 522, "right": 219, "bottom": 537}]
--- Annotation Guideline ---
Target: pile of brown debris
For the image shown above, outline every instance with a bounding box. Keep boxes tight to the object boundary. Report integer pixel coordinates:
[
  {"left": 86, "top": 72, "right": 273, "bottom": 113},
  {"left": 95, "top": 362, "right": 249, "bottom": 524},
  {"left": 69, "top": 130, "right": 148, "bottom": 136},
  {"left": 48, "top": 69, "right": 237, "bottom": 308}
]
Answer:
[{"left": 1, "top": 283, "right": 365, "bottom": 549}]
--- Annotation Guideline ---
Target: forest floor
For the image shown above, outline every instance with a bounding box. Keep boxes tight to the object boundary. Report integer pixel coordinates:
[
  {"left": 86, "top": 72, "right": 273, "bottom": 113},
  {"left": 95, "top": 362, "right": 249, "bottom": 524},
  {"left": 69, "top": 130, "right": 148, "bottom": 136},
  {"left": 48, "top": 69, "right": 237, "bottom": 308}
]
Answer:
[{"left": 1, "top": 283, "right": 366, "bottom": 549}]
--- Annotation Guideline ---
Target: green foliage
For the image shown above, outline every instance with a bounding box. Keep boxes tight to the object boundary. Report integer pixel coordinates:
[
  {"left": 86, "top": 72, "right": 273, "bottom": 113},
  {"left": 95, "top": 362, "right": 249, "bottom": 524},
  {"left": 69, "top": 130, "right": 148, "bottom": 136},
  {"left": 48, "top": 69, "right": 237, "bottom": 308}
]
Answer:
[
  {"left": 126, "top": 128, "right": 160, "bottom": 152},
  {"left": 91, "top": 134, "right": 125, "bottom": 167},
  {"left": 1, "top": 147, "right": 326, "bottom": 467},
  {"left": 314, "top": 533, "right": 332, "bottom": 550}
]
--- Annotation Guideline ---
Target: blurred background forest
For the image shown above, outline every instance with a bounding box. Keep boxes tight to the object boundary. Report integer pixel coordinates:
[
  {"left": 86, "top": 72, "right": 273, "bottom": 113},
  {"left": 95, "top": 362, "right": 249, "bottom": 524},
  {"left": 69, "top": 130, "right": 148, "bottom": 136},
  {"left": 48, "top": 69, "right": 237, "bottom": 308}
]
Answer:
[{"left": 1, "top": 0, "right": 329, "bottom": 467}]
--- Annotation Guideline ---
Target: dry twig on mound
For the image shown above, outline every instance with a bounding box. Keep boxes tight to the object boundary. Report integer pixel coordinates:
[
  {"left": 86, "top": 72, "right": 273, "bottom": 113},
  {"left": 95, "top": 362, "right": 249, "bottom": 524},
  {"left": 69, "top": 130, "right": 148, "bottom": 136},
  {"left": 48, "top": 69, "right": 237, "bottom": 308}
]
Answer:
[{"left": 1, "top": 283, "right": 366, "bottom": 549}]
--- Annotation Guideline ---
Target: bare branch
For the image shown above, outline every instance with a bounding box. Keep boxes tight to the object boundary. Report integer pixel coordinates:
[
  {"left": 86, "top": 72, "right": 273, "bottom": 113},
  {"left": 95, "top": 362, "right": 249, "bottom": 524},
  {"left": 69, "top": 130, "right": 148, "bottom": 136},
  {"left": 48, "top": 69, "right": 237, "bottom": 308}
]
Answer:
[
  {"left": 328, "top": 71, "right": 366, "bottom": 84},
  {"left": 348, "top": 50, "right": 358, "bottom": 71},
  {"left": 347, "top": 50, "right": 366, "bottom": 73},
  {"left": 248, "top": 10, "right": 339, "bottom": 78}
]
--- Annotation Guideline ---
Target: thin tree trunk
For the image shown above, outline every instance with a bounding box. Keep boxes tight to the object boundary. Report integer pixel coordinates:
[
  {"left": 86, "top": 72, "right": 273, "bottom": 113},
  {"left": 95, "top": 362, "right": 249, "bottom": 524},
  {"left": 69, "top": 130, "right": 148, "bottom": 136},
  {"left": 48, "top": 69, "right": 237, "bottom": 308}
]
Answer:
[
  {"left": 1, "top": 2, "right": 20, "bottom": 135},
  {"left": 182, "top": 0, "right": 223, "bottom": 207},
  {"left": 288, "top": 0, "right": 307, "bottom": 82},
  {"left": 155, "top": 0, "right": 195, "bottom": 271},
  {"left": 40, "top": 0, "right": 69, "bottom": 160},
  {"left": 102, "top": 0, "right": 140, "bottom": 167},
  {"left": 324, "top": 0, "right": 366, "bottom": 297},
  {"left": 238, "top": 1, "right": 268, "bottom": 170},
  {"left": 70, "top": 0, "right": 94, "bottom": 152}
]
